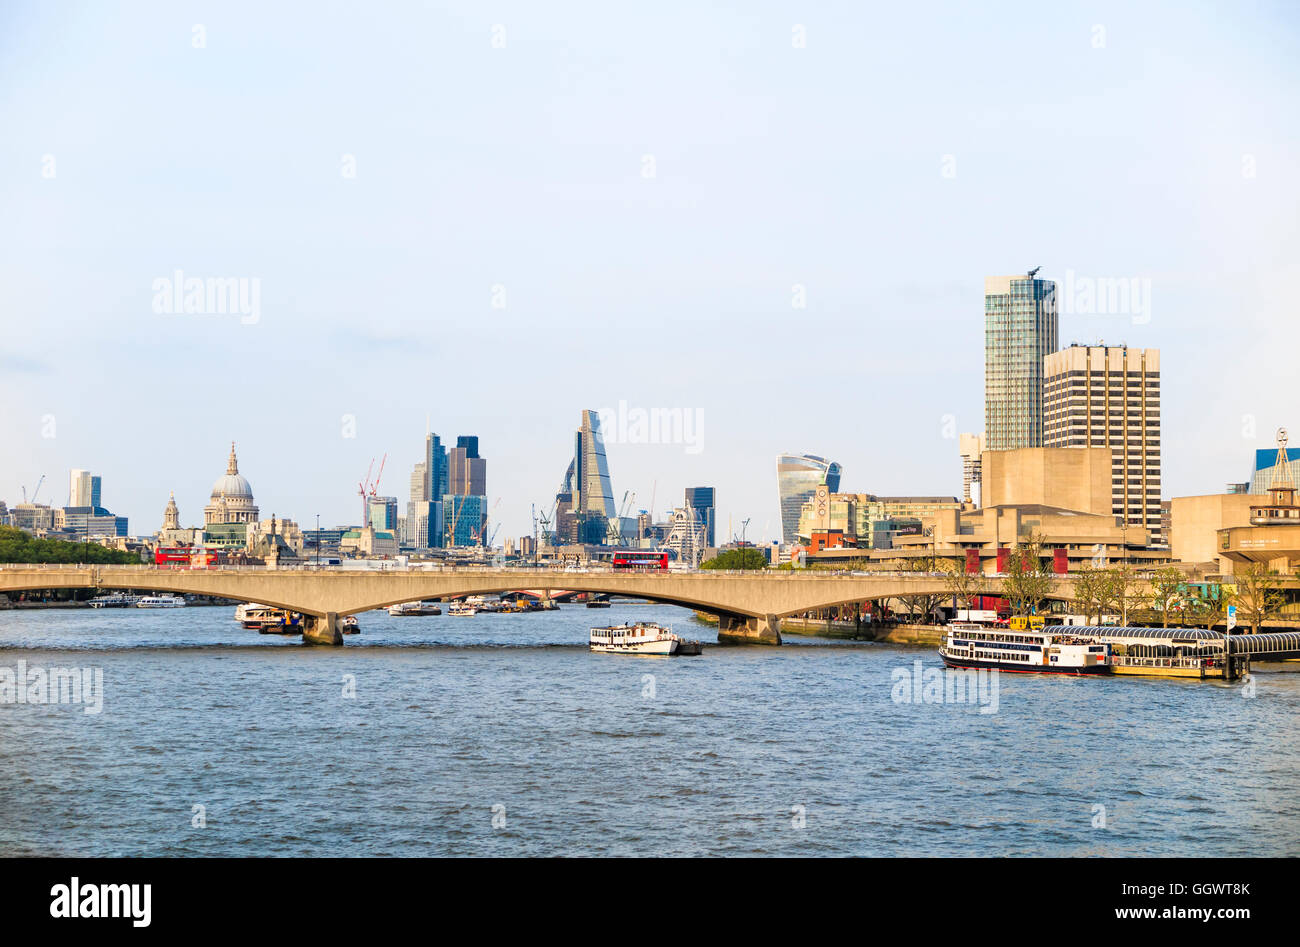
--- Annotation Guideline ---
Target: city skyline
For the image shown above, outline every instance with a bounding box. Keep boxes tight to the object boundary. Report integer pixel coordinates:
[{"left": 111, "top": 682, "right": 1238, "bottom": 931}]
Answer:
[{"left": 2, "top": 2, "right": 1298, "bottom": 542}]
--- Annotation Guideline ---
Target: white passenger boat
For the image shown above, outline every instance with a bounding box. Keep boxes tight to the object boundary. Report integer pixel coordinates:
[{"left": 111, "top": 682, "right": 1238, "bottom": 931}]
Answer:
[
  {"left": 447, "top": 603, "right": 477, "bottom": 617},
  {"left": 589, "top": 622, "right": 684, "bottom": 656},
  {"left": 89, "top": 593, "right": 136, "bottom": 608},
  {"left": 388, "top": 601, "right": 442, "bottom": 616},
  {"left": 938, "top": 623, "right": 1111, "bottom": 675},
  {"left": 136, "top": 594, "right": 186, "bottom": 608},
  {"left": 235, "top": 602, "right": 275, "bottom": 625}
]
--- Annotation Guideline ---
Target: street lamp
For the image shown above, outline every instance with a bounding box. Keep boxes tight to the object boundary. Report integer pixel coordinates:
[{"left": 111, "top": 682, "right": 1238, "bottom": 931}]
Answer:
[{"left": 315, "top": 513, "right": 320, "bottom": 568}]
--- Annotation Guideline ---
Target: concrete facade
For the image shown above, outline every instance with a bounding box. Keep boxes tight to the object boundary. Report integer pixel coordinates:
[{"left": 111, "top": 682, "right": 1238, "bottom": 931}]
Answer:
[
  {"left": 981, "top": 447, "right": 1113, "bottom": 515},
  {"left": 1168, "top": 494, "right": 1257, "bottom": 574}
]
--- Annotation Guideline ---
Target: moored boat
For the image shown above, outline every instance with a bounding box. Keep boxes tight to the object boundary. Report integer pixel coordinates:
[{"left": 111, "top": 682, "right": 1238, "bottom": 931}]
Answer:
[
  {"left": 89, "top": 593, "right": 136, "bottom": 608},
  {"left": 341, "top": 615, "right": 360, "bottom": 634},
  {"left": 388, "top": 601, "right": 442, "bottom": 616},
  {"left": 137, "top": 594, "right": 186, "bottom": 608},
  {"left": 589, "top": 621, "right": 689, "bottom": 656},
  {"left": 938, "top": 622, "right": 1111, "bottom": 675},
  {"left": 447, "top": 602, "right": 477, "bottom": 617}
]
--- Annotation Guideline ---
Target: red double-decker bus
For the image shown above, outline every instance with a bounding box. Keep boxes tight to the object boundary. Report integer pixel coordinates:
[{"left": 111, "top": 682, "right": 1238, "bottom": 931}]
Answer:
[
  {"left": 155, "top": 547, "right": 222, "bottom": 569},
  {"left": 612, "top": 551, "right": 669, "bottom": 572}
]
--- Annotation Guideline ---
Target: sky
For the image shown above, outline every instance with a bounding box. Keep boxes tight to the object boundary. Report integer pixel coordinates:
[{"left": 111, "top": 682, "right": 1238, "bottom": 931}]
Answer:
[{"left": 1, "top": 0, "right": 1298, "bottom": 544}]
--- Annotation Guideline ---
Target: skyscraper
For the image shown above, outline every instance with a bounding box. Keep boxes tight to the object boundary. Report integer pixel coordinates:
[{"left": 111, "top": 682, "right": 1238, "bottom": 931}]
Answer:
[
  {"left": 424, "top": 433, "right": 448, "bottom": 505},
  {"left": 556, "top": 410, "right": 616, "bottom": 544},
  {"left": 406, "top": 433, "right": 447, "bottom": 548},
  {"left": 1044, "top": 344, "right": 1162, "bottom": 543},
  {"left": 985, "top": 271, "right": 1058, "bottom": 450},
  {"left": 68, "top": 469, "right": 102, "bottom": 508},
  {"left": 776, "top": 453, "right": 841, "bottom": 545},
  {"left": 684, "top": 486, "right": 716, "bottom": 547},
  {"left": 448, "top": 438, "right": 487, "bottom": 496},
  {"left": 445, "top": 436, "right": 487, "bottom": 542}
]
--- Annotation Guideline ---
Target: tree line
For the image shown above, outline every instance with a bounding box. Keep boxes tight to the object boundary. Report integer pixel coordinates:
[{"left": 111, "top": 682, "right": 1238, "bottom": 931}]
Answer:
[{"left": 0, "top": 526, "right": 141, "bottom": 565}]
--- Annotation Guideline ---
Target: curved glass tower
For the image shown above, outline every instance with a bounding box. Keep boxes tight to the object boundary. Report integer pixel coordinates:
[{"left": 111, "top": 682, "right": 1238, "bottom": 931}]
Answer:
[{"left": 776, "top": 453, "right": 842, "bottom": 545}]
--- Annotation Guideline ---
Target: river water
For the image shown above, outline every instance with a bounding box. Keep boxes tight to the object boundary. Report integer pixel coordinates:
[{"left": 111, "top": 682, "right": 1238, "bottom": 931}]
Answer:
[{"left": 1, "top": 602, "right": 1296, "bottom": 856}]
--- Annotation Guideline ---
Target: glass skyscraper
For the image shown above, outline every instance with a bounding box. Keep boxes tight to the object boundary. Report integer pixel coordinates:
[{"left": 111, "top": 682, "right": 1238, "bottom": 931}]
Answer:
[
  {"left": 443, "top": 494, "right": 487, "bottom": 547},
  {"left": 776, "top": 453, "right": 841, "bottom": 545},
  {"left": 684, "top": 486, "right": 716, "bottom": 547},
  {"left": 556, "top": 409, "right": 616, "bottom": 543},
  {"left": 985, "top": 272, "right": 1058, "bottom": 450}
]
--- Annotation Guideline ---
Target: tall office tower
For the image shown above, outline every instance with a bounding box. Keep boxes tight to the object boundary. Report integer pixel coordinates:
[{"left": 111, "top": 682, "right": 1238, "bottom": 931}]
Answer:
[
  {"left": 405, "top": 460, "right": 429, "bottom": 547},
  {"left": 421, "top": 433, "right": 448, "bottom": 547},
  {"left": 448, "top": 439, "right": 487, "bottom": 497},
  {"left": 368, "top": 496, "right": 399, "bottom": 532},
  {"left": 69, "top": 469, "right": 102, "bottom": 508},
  {"left": 409, "top": 461, "right": 427, "bottom": 503},
  {"left": 985, "top": 271, "right": 1059, "bottom": 450},
  {"left": 1044, "top": 344, "right": 1162, "bottom": 543},
  {"left": 556, "top": 409, "right": 616, "bottom": 543},
  {"left": 684, "top": 487, "right": 716, "bottom": 547},
  {"left": 775, "top": 453, "right": 842, "bottom": 545},
  {"left": 959, "top": 433, "right": 985, "bottom": 504}
]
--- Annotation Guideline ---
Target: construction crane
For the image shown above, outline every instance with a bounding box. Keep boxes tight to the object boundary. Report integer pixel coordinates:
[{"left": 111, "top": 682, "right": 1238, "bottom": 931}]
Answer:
[
  {"left": 355, "top": 453, "right": 389, "bottom": 527},
  {"left": 22, "top": 475, "right": 45, "bottom": 505},
  {"left": 606, "top": 490, "right": 636, "bottom": 544},
  {"left": 478, "top": 498, "right": 503, "bottom": 549}
]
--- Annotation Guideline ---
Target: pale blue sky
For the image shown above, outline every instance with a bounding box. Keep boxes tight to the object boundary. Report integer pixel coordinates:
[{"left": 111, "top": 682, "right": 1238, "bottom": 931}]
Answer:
[{"left": 1, "top": 1, "right": 1297, "bottom": 542}]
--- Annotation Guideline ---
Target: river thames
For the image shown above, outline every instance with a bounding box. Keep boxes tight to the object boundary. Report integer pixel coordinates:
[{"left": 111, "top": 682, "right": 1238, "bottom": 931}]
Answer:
[{"left": 1, "top": 603, "right": 1297, "bottom": 857}]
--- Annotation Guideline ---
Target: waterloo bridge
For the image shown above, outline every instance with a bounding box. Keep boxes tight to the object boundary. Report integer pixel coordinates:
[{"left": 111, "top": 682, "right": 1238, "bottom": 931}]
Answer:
[{"left": 0, "top": 565, "right": 1089, "bottom": 645}]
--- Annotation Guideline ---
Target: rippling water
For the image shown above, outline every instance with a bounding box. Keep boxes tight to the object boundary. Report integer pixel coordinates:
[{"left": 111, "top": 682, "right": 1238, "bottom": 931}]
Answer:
[{"left": 1, "top": 602, "right": 1297, "bottom": 856}]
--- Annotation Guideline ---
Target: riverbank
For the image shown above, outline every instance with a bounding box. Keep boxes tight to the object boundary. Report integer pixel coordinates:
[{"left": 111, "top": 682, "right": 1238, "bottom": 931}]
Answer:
[
  {"left": 696, "top": 611, "right": 944, "bottom": 646},
  {"left": 781, "top": 616, "right": 944, "bottom": 646}
]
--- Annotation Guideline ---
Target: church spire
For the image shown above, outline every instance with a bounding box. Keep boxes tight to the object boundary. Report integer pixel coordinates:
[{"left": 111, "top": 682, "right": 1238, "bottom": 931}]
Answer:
[{"left": 227, "top": 441, "right": 239, "bottom": 475}]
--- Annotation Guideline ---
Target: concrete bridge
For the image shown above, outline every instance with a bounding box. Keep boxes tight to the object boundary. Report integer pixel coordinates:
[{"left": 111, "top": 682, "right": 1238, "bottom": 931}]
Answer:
[{"left": 0, "top": 564, "right": 1079, "bottom": 645}]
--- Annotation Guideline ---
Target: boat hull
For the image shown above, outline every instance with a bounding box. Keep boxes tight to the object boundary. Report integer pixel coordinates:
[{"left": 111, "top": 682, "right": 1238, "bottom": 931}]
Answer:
[
  {"left": 939, "top": 653, "right": 1111, "bottom": 676},
  {"left": 590, "top": 640, "right": 678, "bottom": 656}
]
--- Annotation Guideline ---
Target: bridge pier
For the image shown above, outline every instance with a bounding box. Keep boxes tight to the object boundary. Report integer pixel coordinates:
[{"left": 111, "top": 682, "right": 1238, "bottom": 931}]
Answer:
[
  {"left": 302, "top": 612, "right": 343, "bottom": 646},
  {"left": 717, "top": 613, "right": 782, "bottom": 646}
]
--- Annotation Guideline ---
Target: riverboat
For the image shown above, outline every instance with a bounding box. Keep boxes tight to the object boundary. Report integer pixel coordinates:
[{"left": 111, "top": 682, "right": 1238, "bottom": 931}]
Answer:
[
  {"left": 938, "top": 622, "right": 1111, "bottom": 675},
  {"left": 589, "top": 622, "right": 701, "bottom": 656}
]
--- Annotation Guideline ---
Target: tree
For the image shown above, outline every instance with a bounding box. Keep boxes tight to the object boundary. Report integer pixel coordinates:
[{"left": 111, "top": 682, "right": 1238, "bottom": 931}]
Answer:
[
  {"left": 941, "top": 558, "right": 986, "bottom": 614},
  {"left": 1148, "top": 566, "right": 1187, "bottom": 628},
  {"left": 894, "top": 555, "right": 948, "bottom": 624},
  {"left": 0, "top": 526, "right": 139, "bottom": 565},
  {"left": 1101, "top": 565, "right": 1141, "bottom": 626},
  {"left": 700, "top": 547, "right": 767, "bottom": 570},
  {"left": 1001, "top": 534, "right": 1053, "bottom": 618},
  {"left": 1234, "top": 563, "right": 1285, "bottom": 634},
  {"left": 1185, "top": 583, "right": 1228, "bottom": 631},
  {"left": 1070, "top": 563, "right": 1110, "bottom": 625}
]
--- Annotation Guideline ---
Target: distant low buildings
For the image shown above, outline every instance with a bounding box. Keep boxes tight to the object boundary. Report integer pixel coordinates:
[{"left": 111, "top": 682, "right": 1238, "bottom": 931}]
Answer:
[{"left": 796, "top": 492, "right": 962, "bottom": 549}]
